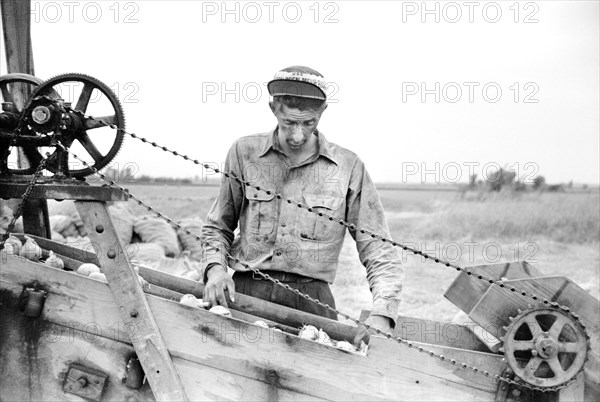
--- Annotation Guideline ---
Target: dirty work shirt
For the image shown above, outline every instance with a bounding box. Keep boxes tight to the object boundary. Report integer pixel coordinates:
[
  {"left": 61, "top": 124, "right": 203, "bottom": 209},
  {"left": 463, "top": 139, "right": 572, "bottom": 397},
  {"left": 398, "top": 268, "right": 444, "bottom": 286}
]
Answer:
[{"left": 201, "top": 129, "right": 404, "bottom": 323}]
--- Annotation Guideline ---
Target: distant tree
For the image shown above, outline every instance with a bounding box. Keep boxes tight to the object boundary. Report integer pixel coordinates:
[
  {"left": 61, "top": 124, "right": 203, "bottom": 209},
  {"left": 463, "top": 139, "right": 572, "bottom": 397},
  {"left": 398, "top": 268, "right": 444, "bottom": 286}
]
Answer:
[
  {"left": 533, "top": 175, "right": 546, "bottom": 190},
  {"left": 468, "top": 173, "right": 477, "bottom": 189}
]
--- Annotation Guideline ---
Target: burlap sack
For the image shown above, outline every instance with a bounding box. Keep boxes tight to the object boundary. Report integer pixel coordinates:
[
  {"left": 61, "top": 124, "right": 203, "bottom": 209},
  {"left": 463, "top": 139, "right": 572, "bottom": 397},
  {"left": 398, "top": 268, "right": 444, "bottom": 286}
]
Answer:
[
  {"left": 176, "top": 217, "right": 204, "bottom": 261},
  {"left": 51, "top": 231, "right": 66, "bottom": 243},
  {"left": 127, "top": 242, "right": 165, "bottom": 263},
  {"left": 151, "top": 254, "right": 201, "bottom": 280},
  {"left": 48, "top": 200, "right": 77, "bottom": 216},
  {"left": 133, "top": 216, "right": 180, "bottom": 257},
  {"left": 65, "top": 236, "right": 94, "bottom": 253},
  {"left": 50, "top": 215, "right": 78, "bottom": 237},
  {"left": 109, "top": 204, "right": 136, "bottom": 245}
]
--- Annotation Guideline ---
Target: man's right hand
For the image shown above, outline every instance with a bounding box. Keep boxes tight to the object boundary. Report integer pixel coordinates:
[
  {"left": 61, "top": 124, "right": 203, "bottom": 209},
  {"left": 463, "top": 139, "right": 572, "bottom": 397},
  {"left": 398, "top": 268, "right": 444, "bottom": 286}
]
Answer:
[{"left": 203, "top": 264, "right": 236, "bottom": 308}]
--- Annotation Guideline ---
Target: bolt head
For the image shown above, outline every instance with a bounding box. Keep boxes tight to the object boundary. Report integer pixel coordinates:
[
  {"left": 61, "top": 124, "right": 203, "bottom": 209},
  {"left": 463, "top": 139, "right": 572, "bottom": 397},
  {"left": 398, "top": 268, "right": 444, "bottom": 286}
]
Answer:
[{"left": 32, "top": 106, "right": 51, "bottom": 124}]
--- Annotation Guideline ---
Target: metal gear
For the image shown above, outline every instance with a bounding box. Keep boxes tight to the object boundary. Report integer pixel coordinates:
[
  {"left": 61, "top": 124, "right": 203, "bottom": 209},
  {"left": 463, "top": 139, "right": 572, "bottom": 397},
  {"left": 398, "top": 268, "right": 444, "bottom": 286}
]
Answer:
[
  {"left": 26, "top": 73, "right": 125, "bottom": 177},
  {"left": 0, "top": 73, "right": 45, "bottom": 175},
  {"left": 500, "top": 307, "right": 589, "bottom": 389}
]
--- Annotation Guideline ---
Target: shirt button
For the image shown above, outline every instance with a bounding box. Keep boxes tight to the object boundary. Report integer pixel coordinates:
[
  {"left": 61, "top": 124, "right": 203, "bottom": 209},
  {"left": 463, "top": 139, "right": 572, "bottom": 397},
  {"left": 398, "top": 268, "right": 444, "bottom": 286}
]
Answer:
[
  {"left": 281, "top": 222, "right": 286, "bottom": 227},
  {"left": 275, "top": 250, "right": 282, "bottom": 256},
  {"left": 253, "top": 194, "right": 258, "bottom": 198}
]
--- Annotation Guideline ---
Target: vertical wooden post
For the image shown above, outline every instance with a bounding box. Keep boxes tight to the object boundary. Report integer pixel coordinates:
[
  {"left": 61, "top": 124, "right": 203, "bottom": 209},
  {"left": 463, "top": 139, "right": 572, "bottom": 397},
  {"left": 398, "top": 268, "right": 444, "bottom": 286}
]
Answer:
[
  {"left": 75, "top": 201, "right": 188, "bottom": 401},
  {"left": 22, "top": 199, "right": 51, "bottom": 238},
  {"left": 2, "top": 0, "right": 51, "bottom": 239},
  {"left": 1, "top": 0, "right": 35, "bottom": 74}
]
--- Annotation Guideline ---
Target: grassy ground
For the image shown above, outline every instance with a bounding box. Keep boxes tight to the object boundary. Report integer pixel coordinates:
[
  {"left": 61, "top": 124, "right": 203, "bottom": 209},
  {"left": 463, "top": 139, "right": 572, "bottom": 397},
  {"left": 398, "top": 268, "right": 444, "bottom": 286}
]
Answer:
[{"left": 82, "top": 184, "right": 600, "bottom": 324}]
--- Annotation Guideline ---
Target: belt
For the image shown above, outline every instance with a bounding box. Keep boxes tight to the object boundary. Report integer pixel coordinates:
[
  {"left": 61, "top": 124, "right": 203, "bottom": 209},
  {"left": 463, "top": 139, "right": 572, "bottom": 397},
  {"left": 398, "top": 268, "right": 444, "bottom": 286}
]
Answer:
[{"left": 233, "top": 270, "right": 317, "bottom": 283}]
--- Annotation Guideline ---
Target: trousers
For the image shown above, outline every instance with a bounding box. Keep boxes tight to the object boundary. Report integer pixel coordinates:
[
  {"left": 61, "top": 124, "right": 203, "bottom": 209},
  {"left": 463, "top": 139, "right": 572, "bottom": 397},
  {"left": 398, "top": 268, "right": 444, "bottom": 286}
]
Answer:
[{"left": 232, "top": 270, "right": 338, "bottom": 320}]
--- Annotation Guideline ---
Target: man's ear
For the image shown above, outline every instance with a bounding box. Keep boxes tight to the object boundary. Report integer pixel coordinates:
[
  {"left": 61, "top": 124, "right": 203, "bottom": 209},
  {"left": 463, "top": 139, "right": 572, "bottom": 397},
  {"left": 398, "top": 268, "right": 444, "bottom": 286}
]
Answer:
[
  {"left": 320, "top": 102, "right": 328, "bottom": 114},
  {"left": 269, "top": 101, "right": 277, "bottom": 114}
]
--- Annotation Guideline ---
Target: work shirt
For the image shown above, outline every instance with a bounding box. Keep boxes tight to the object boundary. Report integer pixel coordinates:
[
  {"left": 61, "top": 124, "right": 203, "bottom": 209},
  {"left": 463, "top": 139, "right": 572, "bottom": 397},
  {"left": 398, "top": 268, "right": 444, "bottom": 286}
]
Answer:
[{"left": 201, "top": 128, "right": 404, "bottom": 322}]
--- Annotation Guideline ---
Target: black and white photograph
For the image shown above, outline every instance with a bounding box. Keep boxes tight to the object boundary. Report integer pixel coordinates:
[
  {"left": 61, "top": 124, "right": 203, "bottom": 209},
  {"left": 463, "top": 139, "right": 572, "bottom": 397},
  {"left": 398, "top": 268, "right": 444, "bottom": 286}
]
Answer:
[{"left": 0, "top": 1, "right": 598, "bottom": 400}]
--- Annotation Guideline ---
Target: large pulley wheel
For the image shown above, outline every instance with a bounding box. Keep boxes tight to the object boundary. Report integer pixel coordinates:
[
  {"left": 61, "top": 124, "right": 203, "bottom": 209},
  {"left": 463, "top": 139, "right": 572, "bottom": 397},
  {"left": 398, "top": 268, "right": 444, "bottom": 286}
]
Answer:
[
  {"left": 501, "top": 307, "right": 589, "bottom": 389},
  {"left": 0, "top": 73, "right": 45, "bottom": 174},
  {"left": 27, "top": 73, "right": 125, "bottom": 177}
]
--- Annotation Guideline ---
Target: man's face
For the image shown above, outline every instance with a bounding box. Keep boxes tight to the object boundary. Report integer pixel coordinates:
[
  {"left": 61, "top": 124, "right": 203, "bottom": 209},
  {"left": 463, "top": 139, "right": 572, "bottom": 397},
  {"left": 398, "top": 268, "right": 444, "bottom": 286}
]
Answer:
[{"left": 270, "top": 102, "right": 326, "bottom": 152}]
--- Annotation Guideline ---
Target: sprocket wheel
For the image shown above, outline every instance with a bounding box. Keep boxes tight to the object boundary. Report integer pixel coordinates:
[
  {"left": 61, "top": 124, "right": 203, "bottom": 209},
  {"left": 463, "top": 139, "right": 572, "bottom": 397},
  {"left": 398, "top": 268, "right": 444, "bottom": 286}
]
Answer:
[
  {"left": 501, "top": 307, "right": 589, "bottom": 389},
  {"left": 27, "top": 73, "right": 125, "bottom": 177},
  {"left": 0, "top": 73, "right": 45, "bottom": 175}
]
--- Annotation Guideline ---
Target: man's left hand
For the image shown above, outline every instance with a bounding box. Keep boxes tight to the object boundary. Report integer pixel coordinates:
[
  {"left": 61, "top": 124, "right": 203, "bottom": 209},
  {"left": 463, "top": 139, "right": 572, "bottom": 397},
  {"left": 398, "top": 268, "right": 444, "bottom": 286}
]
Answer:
[{"left": 353, "top": 314, "right": 393, "bottom": 347}]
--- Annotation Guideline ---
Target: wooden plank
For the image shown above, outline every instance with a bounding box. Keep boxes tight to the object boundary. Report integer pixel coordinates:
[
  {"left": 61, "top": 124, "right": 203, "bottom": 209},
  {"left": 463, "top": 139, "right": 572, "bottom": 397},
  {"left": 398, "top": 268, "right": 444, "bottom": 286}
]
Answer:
[
  {"left": 444, "top": 261, "right": 543, "bottom": 315},
  {"left": 360, "top": 310, "right": 491, "bottom": 352},
  {"left": 0, "top": 182, "right": 129, "bottom": 201},
  {"left": 174, "top": 357, "right": 326, "bottom": 401},
  {"left": 1, "top": 255, "right": 503, "bottom": 401},
  {"left": 15, "top": 233, "right": 100, "bottom": 265},
  {"left": 75, "top": 201, "right": 187, "bottom": 401}
]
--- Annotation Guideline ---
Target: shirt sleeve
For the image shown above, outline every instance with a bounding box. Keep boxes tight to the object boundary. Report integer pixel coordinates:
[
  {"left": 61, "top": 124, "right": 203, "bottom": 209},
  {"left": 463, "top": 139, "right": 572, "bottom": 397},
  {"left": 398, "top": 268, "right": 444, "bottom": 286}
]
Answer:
[
  {"left": 346, "top": 157, "right": 404, "bottom": 327},
  {"left": 200, "top": 141, "right": 244, "bottom": 282}
]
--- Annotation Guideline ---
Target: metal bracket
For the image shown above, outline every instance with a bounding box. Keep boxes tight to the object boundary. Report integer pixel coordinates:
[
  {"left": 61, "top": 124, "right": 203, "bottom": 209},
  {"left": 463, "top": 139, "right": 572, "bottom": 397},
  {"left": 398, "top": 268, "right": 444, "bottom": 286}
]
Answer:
[
  {"left": 19, "top": 284, "right": 47, "bottom": 318},
  {"left": 63, "top": 363, "right": 108, "bottom": 402},
  {"left": 122, "top": 356, "right": 145, "bottom": 389}
]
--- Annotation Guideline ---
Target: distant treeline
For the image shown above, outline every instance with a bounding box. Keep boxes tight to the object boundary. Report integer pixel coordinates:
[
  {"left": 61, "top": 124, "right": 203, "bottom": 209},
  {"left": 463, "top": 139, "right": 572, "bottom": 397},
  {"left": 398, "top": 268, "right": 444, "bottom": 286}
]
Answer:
[
  {"left": 98, "top": 165, "right": 592, "bottom": 191},
  {"left": 465, "top": 168, "right": 587, "bottom": 193}
]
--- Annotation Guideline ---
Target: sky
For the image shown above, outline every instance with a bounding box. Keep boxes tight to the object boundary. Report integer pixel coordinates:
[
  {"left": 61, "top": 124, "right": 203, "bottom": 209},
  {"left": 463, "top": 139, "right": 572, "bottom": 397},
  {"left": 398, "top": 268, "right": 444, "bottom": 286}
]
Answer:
[{"left": 1, "top": 0, "right": 599, "bottom": 185}]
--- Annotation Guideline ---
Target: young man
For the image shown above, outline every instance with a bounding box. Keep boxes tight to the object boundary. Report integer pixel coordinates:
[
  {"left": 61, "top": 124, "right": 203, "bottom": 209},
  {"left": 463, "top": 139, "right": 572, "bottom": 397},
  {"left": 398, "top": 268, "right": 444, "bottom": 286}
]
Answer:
[{"left": 201, "top": 66, "right": 403, "bottom": 345}]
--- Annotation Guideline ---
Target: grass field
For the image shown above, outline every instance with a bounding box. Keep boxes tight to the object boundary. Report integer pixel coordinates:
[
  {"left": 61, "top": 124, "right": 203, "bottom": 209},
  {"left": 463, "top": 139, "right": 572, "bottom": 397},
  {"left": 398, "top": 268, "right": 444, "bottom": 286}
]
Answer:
[{"left": 106, "top": 184, "right": 600, "bottom": 324}]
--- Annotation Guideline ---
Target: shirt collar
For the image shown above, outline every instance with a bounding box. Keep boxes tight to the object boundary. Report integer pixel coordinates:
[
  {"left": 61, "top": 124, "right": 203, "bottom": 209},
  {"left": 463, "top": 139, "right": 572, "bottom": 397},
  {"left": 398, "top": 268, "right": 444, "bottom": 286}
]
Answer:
[{"left": 259, "top": 127, "right": 339, "bottom": 165}]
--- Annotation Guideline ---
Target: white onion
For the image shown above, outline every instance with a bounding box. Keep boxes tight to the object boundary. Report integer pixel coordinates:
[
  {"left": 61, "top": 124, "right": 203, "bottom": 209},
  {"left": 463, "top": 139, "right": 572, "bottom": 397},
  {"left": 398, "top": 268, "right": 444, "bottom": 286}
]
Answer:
[
  {"left": 3, "top": 235, "right": 22, "bottom": 255},
  {"left": 209, "top": 306, "right": 231, "bottom": 317},
  {"left": 298, "top": 325, "right": 319, "bottom": 341},
  {"left": 336, "top": 341, "right": 355, "bottom": 352},
  {"left": 77, "top": 263, "right": 101, "bottom": 276},
  {"left": 20, "top": 236, "right": 42, "bottom": 261},
  {"left": 316, "top": 329, "right": 333, "bottom": 346},
  {"left": 89, "top": 272, "right": 107, "bottom": 283},
  {"left": 44, "top": 251, "right": 64, "bottom": 269}
]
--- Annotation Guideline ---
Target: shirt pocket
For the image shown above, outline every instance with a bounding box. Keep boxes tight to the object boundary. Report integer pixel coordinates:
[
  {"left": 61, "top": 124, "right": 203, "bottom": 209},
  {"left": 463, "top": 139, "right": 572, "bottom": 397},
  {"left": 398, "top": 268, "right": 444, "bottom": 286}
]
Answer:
[
  {"left": 245, "top": 190, "right": 277, "bottom": 235},
  {"left": 300, "top": 194, "right": 345, "bottom": 242}
]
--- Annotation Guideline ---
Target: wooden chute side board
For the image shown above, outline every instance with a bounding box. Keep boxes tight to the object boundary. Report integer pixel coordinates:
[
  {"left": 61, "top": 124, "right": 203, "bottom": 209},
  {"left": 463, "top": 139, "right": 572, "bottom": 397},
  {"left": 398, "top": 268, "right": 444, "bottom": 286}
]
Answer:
[
  {"left": 359, "top": 310, "right": 492, "bottom": 353},
  {"left": 444, "top": 261, "right": 543, "bottom": 314},
  {"left": 0, "top": 254, "right": 508, "bottom": 401}
]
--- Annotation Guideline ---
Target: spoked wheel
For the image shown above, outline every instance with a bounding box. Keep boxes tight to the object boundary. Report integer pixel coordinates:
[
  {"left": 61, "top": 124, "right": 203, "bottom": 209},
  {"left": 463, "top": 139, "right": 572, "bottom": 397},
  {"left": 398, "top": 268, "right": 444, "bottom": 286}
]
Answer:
[
  {"left": 27, "top": 73, "right": 126, "bottom": 177},
  {"left": 0, "top": 73, "right": 45, "bottom": 174},
  {"left": 501, "top": 307, "right": 589, "bottom": 389}
]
